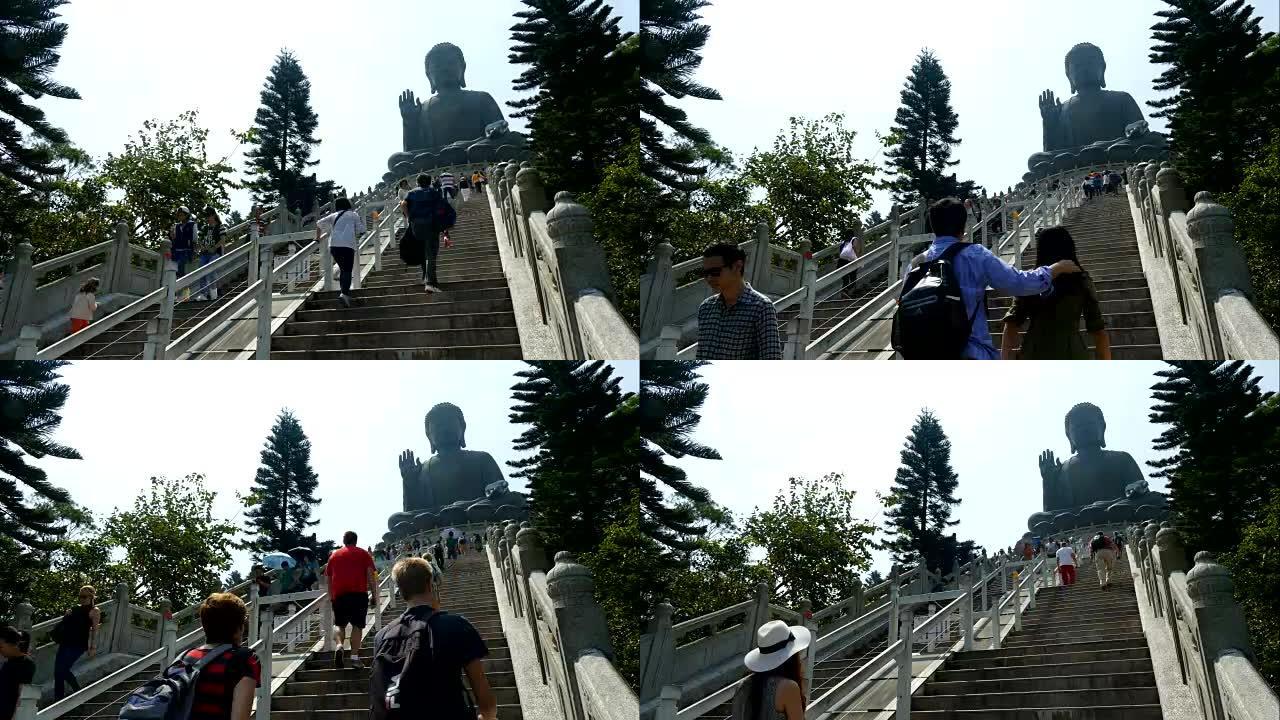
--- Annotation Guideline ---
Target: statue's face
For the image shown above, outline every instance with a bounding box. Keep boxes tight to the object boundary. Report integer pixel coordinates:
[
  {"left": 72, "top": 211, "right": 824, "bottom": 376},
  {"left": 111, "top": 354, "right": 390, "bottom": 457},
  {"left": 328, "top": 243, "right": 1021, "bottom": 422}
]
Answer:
[
  {"left": 1067, "top": 54, "right": 1105, "bottom": 93},
  {"left": 427, "top": 54, "right": 464, "bottom": 93},
  {"left": 426, "top": 414, "right": 464, "bottom": 451},
  {"left": 1066, "top": 413, "right": 1105, "bottom": 452}
]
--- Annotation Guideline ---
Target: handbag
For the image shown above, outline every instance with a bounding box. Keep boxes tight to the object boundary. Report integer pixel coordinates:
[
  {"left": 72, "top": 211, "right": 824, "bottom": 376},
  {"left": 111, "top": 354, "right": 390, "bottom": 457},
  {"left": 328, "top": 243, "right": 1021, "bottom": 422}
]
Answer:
[
  {"left": 398, "top": 225, "right": 423, "bottom": 266},
  {"left": 839, "top": 239, "right": 856, "bottom": 261}
]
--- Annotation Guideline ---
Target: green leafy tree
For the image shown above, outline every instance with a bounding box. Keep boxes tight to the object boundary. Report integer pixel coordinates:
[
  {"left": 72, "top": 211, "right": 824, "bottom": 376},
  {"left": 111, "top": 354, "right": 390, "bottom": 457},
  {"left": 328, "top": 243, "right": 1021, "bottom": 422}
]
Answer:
[
  {"left": 1222, "top": 128, "right": 1280, "bottom": 332},
  {"left": 638, "top": 361, "right": 718, "bottom": 551},
  {"left": 0, "top": 0, "right": 81, "bottom": 195},
  {"left": 0, "top": 524, "right": 127, "bottom": 622},
  {"left": 0, "top": 360, "right": 84, "bottom": 553},
  {"left": 581, "top": 498, "right": 651, "bottom": 688},
  {"left": 508, "top": 361, "right": 635, "bottom": 555},
  {"left": 743, "top": 473, "right": 876, "bottom": 609},
  {"left": 1148, "top": 361, "right": 1276, "bottom": 553},
  {"left": 579, "top": 138, "right": 653, "bottom": 329},
  {"left": 1223, "top": 481, "right": 1280, "bottom": 690},
  {"left": 508, "top": 0, "right": 635, "bottom": 194},
  {"left": 102, "top": 474, "right": 238, "bottom": 609},
  {"left": 1148, "top": 0, "right": 1276, "bottom": 195},
  {"left": 866, "top": 569, "right": 884, "bottom": 586},
  {"left": 743, "top": 114, "right": 878, "bottom": 252},
  {"left": 881, "top": 409, "right": 977, "bottom": 575},
  {"left": 639, "top": 0, "right": 722, "bottom": 191},
  {"left": 243, "top": 50, "right": 334, "bottom": 212},
  {"left": 241, "top": 410, "right": 322, "bottom": 556},
  {"left": 663, "top": 146, "right": 770, "bottom": 262},
  {"left": 883, "top": 50, "right": 980, "bottom": 204},
  {"left": 101, "top": 111, "right": 238, "bottom": 245}
]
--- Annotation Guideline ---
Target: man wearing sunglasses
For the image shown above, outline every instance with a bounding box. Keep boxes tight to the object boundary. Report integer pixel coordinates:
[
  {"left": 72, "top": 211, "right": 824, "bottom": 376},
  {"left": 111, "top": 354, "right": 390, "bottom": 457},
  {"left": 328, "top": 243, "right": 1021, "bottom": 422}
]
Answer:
[{"left": 695, "top": 243, "right": 783, "bottom": 360}]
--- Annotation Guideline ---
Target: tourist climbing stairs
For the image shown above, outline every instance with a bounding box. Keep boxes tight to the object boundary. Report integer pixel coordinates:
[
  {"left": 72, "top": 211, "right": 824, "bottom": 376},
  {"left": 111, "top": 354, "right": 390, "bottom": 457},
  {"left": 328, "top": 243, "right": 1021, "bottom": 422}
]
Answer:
[
  {"left": 271, "top": 191, "right": 522, "bottom": 359},
  {"left": 912, "top": 553, "right": 1161, "bottom": 717},
  {"left": 269, "top": 550, "right": 523, "bottom": 720},
  {"left": 989, "top": 192, "right": 1162, "bottom": 359}
]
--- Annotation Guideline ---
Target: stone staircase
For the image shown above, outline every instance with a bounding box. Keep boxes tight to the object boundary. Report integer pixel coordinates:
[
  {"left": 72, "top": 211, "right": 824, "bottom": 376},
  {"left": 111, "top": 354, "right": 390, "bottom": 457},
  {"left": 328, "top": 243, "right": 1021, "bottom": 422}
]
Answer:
[
  {"left": 913, "top": 553, "right": 1162, "bottom": 718},
  {"left": 64, "top": 285, "right": 243, "bottom": 359},
  {"left": 271, "top": 192, "right": 522, "bottom": 359},
  {"left": 39, "top": 665, "right": 164, "bottom": 719},
  {"left": 270, "top": 551, "right": 523, "bottom": 720},
  {"left": 776, "top": 275, "right": 890, "bottom": 344},
  {"left": 990, "top": 192, "right": 1162, "bottom": 359}
]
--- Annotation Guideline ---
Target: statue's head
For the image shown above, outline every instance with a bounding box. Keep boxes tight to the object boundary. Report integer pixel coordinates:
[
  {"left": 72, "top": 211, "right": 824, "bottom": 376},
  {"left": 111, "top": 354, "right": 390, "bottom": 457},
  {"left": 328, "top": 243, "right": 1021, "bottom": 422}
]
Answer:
[
  {"left": 426, "top": 43, "right": 466, "bottom": 94},
  {"left": 1065, "top": 43, "right": 1106, "bottom": 94},
  {"left": 425, "top": 402, "right": 466, "bottom": 453},
  {"left": 1065, "top": 402, "right": 1106, "bottom": 453}
]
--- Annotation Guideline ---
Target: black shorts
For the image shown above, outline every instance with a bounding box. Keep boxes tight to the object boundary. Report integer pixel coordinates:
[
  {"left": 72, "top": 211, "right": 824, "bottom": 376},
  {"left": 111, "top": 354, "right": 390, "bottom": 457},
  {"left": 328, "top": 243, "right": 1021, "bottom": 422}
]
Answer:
[{"left": 333, "top": 592, "right": 369, "bottom": 629}]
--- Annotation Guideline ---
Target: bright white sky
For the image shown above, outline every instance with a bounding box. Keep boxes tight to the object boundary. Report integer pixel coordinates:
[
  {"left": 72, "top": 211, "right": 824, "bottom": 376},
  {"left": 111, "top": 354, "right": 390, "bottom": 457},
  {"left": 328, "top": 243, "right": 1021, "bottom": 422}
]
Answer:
[
  {"left": 668, "top": 361, "right": 1279, "bottom": 578},
  {"left": 674, "top": 0, "right": 1280, "bottom": 220},
  {"left": 39, "top": 0, "right": 639, "bottom": 215},
  {"left": 36, "top": 360, "right": 638, "bottom": 588}
]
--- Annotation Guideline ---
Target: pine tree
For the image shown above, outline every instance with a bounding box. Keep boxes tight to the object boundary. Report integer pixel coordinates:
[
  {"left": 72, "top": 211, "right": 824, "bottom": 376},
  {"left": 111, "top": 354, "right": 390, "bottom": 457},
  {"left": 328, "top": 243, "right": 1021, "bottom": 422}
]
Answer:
[
  {"left": 0, "top": 0, "right": 81, "bottom": 193},
  {"left": 1148, "top": 360, "right": 1276, "bottom": 554},
  {"left": 639, "top": 0, "right": 723, "bottom": 191},
  {"left": 638, "top": 361, "right": 718, "bottom": 551},
  {"left": 0, "top": 361, "right": 83, "bottom": 553},
  {"left": 243, "top": 50, "right": 330, "bottom": 213},
  {"left": 881, "top": 409, "right": 975, "bottom": 574},
  {"left": 508, "top": 0, "right": 636, "bottom": 194},
  {"left": 884, "top": 49, "right": 980, "bottom": 205},
  {"left": 508, "top": 361, "right": 635, "bottom": 555},
  {"left": 1148, "top": 0, "right": 1276, "bottom": 195},
  {"left": 242, "top": 410, "right": 321, "bottom": 556}
]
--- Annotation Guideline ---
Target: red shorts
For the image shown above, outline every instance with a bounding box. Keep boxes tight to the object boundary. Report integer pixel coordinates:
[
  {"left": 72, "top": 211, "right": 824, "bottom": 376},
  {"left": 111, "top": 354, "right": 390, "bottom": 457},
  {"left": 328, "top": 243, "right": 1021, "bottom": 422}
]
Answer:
[
  {"left": 1058, "top": 564, "right": 1076, "bottom": 585},
  {"left": 70, "top": 318, "right": 90, "bottom": 333}
]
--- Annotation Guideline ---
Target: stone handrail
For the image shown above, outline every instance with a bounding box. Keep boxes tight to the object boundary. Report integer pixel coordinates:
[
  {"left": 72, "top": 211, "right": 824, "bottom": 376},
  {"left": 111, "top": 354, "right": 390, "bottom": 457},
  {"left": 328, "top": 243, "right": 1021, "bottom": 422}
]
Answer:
[
  {"left": 1126, "top": 161, "right": 1279, "bottom": 359},
  {"left": 489, "top": 520, "right": 637, "bottom": 720},
  {"left": 1128, "top": 521, "right": 1278, "bottom": 720},
  {"left": 488, "top": 160, "right": 638, "bottom": 359}
]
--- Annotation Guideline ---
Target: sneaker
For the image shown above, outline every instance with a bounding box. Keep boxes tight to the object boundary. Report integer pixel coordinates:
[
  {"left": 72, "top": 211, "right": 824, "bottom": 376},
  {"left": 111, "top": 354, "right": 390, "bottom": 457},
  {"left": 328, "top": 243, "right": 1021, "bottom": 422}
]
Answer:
[
  {"left": 423, "top": 282, "right": 435, "bottom": 293},
  {"left": 349, "top": 655, "right": 364, "bottom": 670},
  {"left": 339, "top": 294, "right": 352, "bottom": 308},
  {"left": 426, "top": 284, "right": 441, "bottom": 293},
  {"left": 333, "top": 646, "right": 345, "bottom": 669}
]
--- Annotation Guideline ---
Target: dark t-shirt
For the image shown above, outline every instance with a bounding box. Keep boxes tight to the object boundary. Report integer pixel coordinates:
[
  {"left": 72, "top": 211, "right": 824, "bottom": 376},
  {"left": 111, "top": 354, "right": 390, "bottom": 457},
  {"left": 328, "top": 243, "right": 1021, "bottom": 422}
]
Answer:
[
  {"left": 0, "top": 655, "right": 36, "bottom": 720},
  {"left": 377, "top": 607, "right": 488, "bottom": 720},
  {"left": 183, "top": 645, "right": 262, "bottom": 720},
  {"left": 405, "top": 188, "right": 440, "bottom": 222}
]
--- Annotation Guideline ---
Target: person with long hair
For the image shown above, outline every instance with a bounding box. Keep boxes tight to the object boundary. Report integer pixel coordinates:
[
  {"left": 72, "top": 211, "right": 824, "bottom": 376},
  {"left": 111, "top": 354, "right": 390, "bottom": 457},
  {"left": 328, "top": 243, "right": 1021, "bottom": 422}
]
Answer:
[
  {"left": 729, "top": 620, "right": 810, "bottom": 720},
  {"left": 0, "top": 626, "right": 34, "bottom": 720},
  {"left": 1000, "top": 226, "right": 1111, "bottom": 360}
]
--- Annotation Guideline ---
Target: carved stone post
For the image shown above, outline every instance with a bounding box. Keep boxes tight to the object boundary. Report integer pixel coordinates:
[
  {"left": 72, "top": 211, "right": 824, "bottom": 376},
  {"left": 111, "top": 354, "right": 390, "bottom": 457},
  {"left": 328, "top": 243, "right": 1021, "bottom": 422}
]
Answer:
[
  {"left": 256, "top": 237, "right": 273, "bottom": 360},
  {"left": 515, "top": 165, "right": 547, "bottom": 311},
  {"left": 13, "top": 326, "right": 39, "bottom": 360},
  {"left": 14, "top": 686, "right": 40, "bottom": 720},
  {"left": 0, "top": 242, "right": 36, "bottom": 343},
  {"left": 750, "top": 220, "right": 772, "bottom": 290},
  {"left": 798, "top": 598, "right": 816, "bottom": 702},
  {"left": 641, "top": 602, "right": 675, "bottom": 700},
  {"left": 853, "top": 578, "right": 865, "bottom": 618},
  {"left": 108, "top": 221, "right": 132, "bottom": 294},
  {"left": 749, "top": 581, "right": 770, "bottom": 640},
  {"left": 1187, "top": 552, "right": 1258, "bottom": 720},
  {"left": 14, "top": 601, "right": 32, "bottom": 633},
  {"left": 547, "top": 192, "right": 615, "bottom": 357},
  {"left": 1143, "top": 522, "right": 1162, "bottom": 617},
  {"left": 159, "top": 601, "right": 177, "bottom": 665},
  {"left": 654, "top": 686, "right": 681, "bottom": 720},
  {"left": 887, "top": 205, "right": 902, "bottom": 285},
  {"left": 641, "top": 243, "right": 675, "bottom": 344},
  {"left": 960, "top": 570, "right": 974, "bottom": 651},
  {"left": 157, "top": 239, "right": 176, "bottom": 352},
  {"left": 504, "top": 522, "right": 521, "bottom": 611},
  {"left": 515, "top": 524, "right": 551, "bottom": 675},
  {"left": 257, "top": 605, "right": 275, "bottom": 720},
  {"left": 109, "top": 581, "right": 131, "bottom": 654},
  {"left": 1187, "top": 192, "right": 1254, "bottom": 360},
  {"left": 793, "top": 239, "right": 815, "bottom": 360},
  {"left": 547, "top": 552, "right": 614, "bottom": 720},
  {"left": 1154, "top": 524, "right": 1190, "bottom": 682},
  {"left": 895, "top": 606, "right": 914, "bottom": 720},
  {"left": 887, "top": 565, "right": 900, "bottom": 644}
]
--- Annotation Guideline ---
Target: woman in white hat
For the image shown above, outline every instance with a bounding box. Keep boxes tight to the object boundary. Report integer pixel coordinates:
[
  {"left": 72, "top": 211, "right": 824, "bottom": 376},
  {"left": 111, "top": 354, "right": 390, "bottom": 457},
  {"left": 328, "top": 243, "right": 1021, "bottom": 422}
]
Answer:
[{"left": 729, "top": 619, "right": 811, "bottom": 720}]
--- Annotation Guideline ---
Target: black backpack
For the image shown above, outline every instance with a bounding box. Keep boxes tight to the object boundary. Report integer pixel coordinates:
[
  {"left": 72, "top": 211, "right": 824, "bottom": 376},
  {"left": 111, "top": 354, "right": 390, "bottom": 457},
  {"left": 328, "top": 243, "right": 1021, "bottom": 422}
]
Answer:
[
  {"left": 118, "top": 644, "right": 233, "bottom": 720},
  {"left": 398, "top": 225, "right": 422, "bottom": 266},
  {"left": 891, "top": 242, "right": 982, "bottom": 359},
  {"left": 371, "top": 608, "right": 473, "bottom": 720}
]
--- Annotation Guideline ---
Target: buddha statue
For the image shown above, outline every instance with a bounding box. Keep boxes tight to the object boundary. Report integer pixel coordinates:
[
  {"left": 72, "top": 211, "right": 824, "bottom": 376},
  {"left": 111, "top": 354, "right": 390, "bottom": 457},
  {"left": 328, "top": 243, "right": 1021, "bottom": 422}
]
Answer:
[
  {"left": 1028, "top": 402, "right": 1166, "bottom": 534},
  {"left": 1028, "top": 43, "right": 1167, "bottom": 174},
  {"left": 389, "top": 402, "right": 527, "bottom": 535},
  {"left": 387, "top": 42, "right": 526, "bottom": 173}
]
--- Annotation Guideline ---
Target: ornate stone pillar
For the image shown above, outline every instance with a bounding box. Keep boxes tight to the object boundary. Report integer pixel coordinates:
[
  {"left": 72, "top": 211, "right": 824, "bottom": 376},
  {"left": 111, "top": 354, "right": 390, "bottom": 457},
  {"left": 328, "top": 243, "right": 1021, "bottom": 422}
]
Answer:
[
  {"left": 0, "top": 243, "right": 36, "bottom": 344},
  {"left": 1187, "top": 191, "right": 1253, "bottom": 360},
  {"left": 547, "top": 552, "right": 615, "bottom": 720},
  {"left": 1187, "top": 552, "right": 1257, "bottom": 720}
]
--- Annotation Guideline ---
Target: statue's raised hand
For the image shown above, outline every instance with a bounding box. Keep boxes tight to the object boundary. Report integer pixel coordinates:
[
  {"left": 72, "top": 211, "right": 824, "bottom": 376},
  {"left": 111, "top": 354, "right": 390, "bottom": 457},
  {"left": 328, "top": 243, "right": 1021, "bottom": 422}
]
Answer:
[
  {"left": 1039, "top": 90, "right": 1061, "bottom": 120},
  {"left": 1038, "top": 449, "right": 1063, "bottom": 483},
  {"left": 399, "top": 90, "right": 421, "bottom": 118},
  {"left": 399, "top": 450, "right": 422, "bottom": 481}
]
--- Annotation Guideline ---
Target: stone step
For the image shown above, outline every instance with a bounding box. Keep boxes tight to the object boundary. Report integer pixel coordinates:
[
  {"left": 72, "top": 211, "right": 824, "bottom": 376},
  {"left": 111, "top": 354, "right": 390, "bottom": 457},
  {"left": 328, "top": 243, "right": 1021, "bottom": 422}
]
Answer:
[
  {"left": 281, "top": 311, "right": 517, "bottom": 337},
  {"left": 1001, "top": 630, "right": 1147, "bottom": 648},
  {"left": 304, "top": 286, "right": 510, "bottom": 311},
  {"left": 996, "top": 325, "right": 1161, "bottom": 350},
  {"left": 945, "top": 644, "right": 1151, "bottom": 669},
  {"left": 273, "top": 684, "right": 521, "bottom": 711},
  {"left": 270, "top": 344, "right": 523, "bottom": 360},
  {"left": 933, "top": 656, "right": 1153, "bottom": 682},
  {"left": 1015, "top": 615, "right": 1142, "bottom": 636},
  {"left": 906, "top": 705, "right": 1162, "bottom": 719},
  {"left": 988, "top": 296, "right": 1155, "bottom": 316},
  {"left": 271, "top": 326, "right": 520, "bottom": 352},
  {"left": 294, "top": 297, "right": 513, "bottom": 323},
  {"left": 988, "top": 310, "right": 1156, "bottom": 333},
  {"left": 314, "top": 275, "right": 508, "bottom": 298},
  {"left": 912, "top": 686, "right": 1159, "bottom": 712},
  {"left": 266, "top": 704, "right": 524, "bottom": 720}
]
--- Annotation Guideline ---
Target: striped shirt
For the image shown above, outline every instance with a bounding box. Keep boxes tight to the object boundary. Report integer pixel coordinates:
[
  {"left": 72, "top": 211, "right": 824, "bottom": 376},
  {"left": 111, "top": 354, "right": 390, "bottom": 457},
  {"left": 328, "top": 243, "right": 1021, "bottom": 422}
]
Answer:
[
  {"left": 439, "top": 172, "right": 456, "bottom": 190},
  {"left": 183, "top": 645, "right": 261, "bottom": 720}
]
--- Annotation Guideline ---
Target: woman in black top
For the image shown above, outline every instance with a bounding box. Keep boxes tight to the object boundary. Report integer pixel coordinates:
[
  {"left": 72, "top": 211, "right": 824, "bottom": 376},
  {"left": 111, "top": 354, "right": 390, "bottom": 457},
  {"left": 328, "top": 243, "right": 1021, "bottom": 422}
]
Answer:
[
  {"left": 1000, "top": 226, "right": 1112, "bottom": 360},
  {"left": 53, "top": 586, "right": 101, "bottom": 699},
  {"left": 0, "top": 626, "right": 34, "bottom": 720}
]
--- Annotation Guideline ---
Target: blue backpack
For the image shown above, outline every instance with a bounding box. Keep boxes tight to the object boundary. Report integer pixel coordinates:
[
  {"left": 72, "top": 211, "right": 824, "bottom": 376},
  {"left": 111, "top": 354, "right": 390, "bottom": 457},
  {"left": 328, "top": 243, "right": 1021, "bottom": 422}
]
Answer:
[{"left": 118, "top": 644, "right": 232, "bottom": 720}]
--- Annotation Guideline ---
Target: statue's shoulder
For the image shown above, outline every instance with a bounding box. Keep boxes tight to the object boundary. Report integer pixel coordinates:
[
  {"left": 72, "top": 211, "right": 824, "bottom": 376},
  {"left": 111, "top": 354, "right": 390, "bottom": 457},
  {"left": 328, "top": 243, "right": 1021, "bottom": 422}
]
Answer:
[
  {"left": 461, "top": 448, "right": 499, "bottom": 463},
  {"left": 1102, "top": 448, "right": 1139, "bottom": 464}
]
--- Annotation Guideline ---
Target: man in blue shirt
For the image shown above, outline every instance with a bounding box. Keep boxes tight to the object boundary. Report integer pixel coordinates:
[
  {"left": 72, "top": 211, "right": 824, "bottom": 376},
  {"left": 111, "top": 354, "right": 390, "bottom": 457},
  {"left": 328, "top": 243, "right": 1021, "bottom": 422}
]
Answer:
[
  {"left": 399, "top": 174, "right": 443, "bottom": 293},
  {"left": 910, "top": 198, "right": 1081, "bottom": 359}
]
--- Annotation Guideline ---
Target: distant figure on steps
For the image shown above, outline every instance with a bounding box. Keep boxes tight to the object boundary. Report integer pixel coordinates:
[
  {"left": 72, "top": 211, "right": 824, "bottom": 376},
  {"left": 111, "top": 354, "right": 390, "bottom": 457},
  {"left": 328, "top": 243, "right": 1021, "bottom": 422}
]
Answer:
[
  {"left": 316, "top": 198, "right": 367, "bottom": 308},
  {"left": 401, "top": 174, "right": 446, "bottom": 294},
  {"left": 1055, "top": 542, "right": 1077, "bottom": 589},
  {"left": 1090, "top": 532, "right": 1117, "bottom": 589},
  {"left": 325, "top": 530, "right": 379, "bottom": 670},
  {"left": 69, "top": 277, "right": 98, "bottom": 335},
  {"left": 1000, "top": 226, "right": 1111, "bottom": 360}
]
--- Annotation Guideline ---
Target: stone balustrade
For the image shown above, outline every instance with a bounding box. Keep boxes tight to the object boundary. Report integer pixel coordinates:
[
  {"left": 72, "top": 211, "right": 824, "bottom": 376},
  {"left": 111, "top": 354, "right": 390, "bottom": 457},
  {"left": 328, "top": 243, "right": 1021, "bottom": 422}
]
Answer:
[
  {"left": 488, "top": 520, "right": 637, "bottom": 720},
  {"left": 1125, "top": 161, "right": 1279, "bottom": 359},
  {"left": 1128, "top": 521, "right": 1278, "bottom": 720}
]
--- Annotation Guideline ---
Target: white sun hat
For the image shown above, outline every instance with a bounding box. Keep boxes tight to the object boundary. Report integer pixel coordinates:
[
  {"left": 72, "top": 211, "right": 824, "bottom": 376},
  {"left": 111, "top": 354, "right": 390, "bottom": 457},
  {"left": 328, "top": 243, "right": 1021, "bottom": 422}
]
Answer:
[{"left": 743, "top": 619, "right": 812, "bottom": 673}]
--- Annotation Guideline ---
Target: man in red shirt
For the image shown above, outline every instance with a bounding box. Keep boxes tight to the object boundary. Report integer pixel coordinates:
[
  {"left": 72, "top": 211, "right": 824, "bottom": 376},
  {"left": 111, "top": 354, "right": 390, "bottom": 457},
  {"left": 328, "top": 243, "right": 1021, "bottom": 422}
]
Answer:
[{"left": 324, "top": 530, "right": 378, "bottom": 669}]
